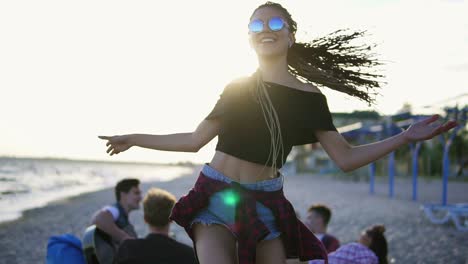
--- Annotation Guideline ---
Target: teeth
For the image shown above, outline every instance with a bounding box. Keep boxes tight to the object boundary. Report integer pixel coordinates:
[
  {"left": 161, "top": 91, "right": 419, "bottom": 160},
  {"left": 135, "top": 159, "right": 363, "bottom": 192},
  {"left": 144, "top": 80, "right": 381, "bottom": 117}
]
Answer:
[{"left": 261, "top": 38, "right": 275, "bottom": 43}]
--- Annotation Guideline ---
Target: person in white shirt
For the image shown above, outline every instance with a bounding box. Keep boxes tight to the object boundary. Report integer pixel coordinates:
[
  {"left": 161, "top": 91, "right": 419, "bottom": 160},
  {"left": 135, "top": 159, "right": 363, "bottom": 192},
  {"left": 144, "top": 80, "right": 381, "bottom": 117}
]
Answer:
[{"left": 92, "top": 178, "right": 142, "bottom": 243}]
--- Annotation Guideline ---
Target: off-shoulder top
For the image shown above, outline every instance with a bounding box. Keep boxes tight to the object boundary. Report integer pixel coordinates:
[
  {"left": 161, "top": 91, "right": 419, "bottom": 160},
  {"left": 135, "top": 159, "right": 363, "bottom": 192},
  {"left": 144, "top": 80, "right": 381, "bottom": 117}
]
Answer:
[{"left": 206, "top": 78, "right": 337, "bottom": 168}]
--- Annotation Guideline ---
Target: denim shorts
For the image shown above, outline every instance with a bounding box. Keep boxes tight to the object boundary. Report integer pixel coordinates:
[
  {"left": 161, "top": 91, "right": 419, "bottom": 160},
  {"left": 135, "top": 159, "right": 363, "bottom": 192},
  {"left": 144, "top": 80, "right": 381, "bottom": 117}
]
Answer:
[{"left": 191, "top": 164, "right": 283, "bottom": 241}]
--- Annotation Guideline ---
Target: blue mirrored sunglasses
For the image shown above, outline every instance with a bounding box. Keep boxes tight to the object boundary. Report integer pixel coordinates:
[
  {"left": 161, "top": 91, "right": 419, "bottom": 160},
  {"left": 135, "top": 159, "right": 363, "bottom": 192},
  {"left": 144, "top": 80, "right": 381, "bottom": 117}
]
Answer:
[{"left": 248, "top": 16, "right": 287, "bottom": 33}]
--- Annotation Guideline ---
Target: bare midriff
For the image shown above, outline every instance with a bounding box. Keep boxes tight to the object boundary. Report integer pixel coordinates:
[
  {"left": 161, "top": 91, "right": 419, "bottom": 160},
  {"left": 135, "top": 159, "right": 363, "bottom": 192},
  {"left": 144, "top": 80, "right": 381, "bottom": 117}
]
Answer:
[{"left": 209, "top": 151, "right": 279, "bottom": 183}]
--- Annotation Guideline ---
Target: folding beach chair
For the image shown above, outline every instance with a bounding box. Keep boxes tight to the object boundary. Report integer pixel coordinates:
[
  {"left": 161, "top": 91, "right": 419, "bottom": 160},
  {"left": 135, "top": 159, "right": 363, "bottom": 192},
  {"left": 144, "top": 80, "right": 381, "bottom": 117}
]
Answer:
[{"left": 422, "top": 203, "right": 468, "bottom": 231}]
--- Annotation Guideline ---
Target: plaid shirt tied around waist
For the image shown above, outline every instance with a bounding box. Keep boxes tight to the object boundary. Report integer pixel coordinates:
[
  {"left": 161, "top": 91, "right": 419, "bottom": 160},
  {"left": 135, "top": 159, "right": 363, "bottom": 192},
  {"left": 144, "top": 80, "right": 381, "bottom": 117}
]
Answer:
[{"left": 170, "top": 172, "right": 328, "bottom": 264}]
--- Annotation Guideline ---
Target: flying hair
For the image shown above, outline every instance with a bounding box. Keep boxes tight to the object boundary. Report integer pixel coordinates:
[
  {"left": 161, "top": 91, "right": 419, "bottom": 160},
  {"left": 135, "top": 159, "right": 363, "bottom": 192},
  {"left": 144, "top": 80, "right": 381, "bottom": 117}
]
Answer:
[{"left": 250, "top": 2, "right": 384, "bottom": 173}]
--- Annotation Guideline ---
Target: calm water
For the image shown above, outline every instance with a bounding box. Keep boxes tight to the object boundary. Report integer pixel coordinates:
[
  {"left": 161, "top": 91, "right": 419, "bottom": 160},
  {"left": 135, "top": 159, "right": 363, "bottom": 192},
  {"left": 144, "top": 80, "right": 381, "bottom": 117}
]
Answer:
[{"left": 0, "top": 157, "right": 194, "bottom": 223}]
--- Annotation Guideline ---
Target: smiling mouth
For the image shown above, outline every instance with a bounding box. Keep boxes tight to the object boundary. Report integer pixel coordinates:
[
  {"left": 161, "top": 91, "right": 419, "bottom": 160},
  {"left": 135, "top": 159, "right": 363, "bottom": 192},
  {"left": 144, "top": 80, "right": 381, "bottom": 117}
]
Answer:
[{"left": 260, "top": 38, "right": 276, "bottom": 44}]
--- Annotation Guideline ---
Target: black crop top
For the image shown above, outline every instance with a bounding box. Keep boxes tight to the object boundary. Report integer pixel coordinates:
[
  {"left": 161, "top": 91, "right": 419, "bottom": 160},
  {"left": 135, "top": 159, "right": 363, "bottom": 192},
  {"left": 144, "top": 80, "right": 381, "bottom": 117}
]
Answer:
[{"left": 206, "top": 78, "right": 337, "bottom": 168}]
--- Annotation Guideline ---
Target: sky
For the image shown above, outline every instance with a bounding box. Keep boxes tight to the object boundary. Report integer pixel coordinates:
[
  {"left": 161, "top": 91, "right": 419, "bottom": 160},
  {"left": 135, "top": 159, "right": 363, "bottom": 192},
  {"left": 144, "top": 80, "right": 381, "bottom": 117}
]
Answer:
[{"left": 0, "top": 0, "right": 467, "bottom": 164}]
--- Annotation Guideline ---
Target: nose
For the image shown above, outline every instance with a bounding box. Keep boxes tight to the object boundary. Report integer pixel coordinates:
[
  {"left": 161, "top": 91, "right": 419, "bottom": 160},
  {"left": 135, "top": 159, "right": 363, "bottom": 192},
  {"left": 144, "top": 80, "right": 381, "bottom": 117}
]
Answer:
[
  {"left": 260, "top": 22, "right": 273, "bottom": 33},
  {"left": 260, "top": 27, "right": 270, "bottom": 33}
]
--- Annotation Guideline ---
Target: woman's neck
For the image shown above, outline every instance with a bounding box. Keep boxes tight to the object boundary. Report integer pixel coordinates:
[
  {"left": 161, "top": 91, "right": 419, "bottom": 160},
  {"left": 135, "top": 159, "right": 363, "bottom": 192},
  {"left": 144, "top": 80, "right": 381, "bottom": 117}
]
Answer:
[{"left": 258, "top": 55, "right": 291, "bottom": 83}]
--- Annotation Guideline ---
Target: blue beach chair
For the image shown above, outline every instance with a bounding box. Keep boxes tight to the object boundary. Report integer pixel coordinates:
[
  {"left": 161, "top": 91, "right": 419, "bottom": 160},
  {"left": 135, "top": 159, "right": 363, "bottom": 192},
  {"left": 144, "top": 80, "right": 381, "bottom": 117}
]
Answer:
[
  {"left": 422, "top": 107, "right": 468, "bottom": 232},
  {"left": 422, "top": 203, "right": 468, "bottom": 231}
]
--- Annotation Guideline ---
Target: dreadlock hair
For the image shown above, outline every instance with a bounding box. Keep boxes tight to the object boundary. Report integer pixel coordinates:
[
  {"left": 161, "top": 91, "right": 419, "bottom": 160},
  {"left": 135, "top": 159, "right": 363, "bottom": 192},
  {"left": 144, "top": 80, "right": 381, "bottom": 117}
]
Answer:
[
  {"left": 252, "top": 70, "right": 285, "bottom": 174},
  {"left": 252, "top": 2, "right": 383, "bottom": 104},
  {"left": 249, "top": 2, "right": 384, "bottom": 174}
]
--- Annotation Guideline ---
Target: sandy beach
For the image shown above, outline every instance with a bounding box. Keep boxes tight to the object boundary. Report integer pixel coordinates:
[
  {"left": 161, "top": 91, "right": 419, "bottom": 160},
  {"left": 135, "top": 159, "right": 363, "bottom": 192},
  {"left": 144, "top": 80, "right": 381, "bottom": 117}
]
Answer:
[{"left": 1, "top": 165, "right": 467, "bottom": 264}]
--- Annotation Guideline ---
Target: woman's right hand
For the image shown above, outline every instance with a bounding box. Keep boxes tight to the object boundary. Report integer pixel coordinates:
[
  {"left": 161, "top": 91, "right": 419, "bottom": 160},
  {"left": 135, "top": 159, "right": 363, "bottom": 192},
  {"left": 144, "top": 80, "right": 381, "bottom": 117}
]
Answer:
[{"left": 98, "top": 135, "right": 133, "bottom": 156}]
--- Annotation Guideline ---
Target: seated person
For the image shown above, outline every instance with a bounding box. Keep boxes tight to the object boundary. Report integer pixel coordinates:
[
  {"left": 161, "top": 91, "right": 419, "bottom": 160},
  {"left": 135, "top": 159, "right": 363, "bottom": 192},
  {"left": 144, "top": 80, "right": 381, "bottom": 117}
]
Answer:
[
  {"left": 305, "top": 204, "right": 340, "bottom": 252},
  {"left": 115, "top": 187, "right": 197, "bottom": 264},
  {"left": 309, "top": 225, "right": 388, "bottom": 264},
  {"left": 92, "top": 178, "right": 142, "bottom": 243}
]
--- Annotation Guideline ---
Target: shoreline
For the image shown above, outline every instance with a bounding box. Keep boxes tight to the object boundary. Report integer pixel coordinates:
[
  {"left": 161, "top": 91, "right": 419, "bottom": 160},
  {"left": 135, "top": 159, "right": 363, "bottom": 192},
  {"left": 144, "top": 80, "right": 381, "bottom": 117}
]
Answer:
[
  {"left": 2, "top": 171, "right": 465, "bottom": 227},
  {"left": 0, "top": 165, "right": 201, "bottom": 228},
  {"left": 1, "top": 168, "right": 467, "bottom": 263},
  {"left": 0, "top": 167, "right": 201, "bottom": 264},
  {"left": 0, "top": 160, "right": 198, "bottom": 225}
]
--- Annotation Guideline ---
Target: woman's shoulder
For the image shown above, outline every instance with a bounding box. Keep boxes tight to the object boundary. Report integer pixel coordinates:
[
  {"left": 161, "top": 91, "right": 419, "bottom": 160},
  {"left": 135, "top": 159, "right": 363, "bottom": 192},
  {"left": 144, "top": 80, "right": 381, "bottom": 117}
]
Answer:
[
  {"left": 333, "top": 242, "right": 376, "bottom": 257},
  {"left": 300, "top": 82, "right": 322, "bottom": 94},
  {"left": 226, "top": 76, "right": 255, "bottom": 90},
  {"left": 226, "top": 75, "right": 323, "bottom": 94},
  {"left": 229, "top": 75, "right": 253, "bottom": 85},
  {"left": 290, "top": 81, "right": 323, "bottom": 94},
  {"left": 266, "top": 79, "right": 323, "bottom": 95},
  {"left": 221, "top": 76, "right": 256, "bottom": 97}
]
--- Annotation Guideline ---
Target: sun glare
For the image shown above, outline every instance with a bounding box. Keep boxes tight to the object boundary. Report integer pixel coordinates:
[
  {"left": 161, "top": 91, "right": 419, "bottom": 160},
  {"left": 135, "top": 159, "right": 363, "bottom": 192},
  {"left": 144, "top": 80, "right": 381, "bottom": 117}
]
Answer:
[{"left": 0, "top": 0, "right": 466, "bottom": 163}]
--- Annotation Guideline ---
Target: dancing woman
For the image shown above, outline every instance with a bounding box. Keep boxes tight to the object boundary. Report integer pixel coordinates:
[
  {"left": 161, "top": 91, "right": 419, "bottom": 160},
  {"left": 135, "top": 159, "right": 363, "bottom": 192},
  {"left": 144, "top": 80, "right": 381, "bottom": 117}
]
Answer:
[{"left": 99, "top": 2, "right": 457, "bottom": 264}]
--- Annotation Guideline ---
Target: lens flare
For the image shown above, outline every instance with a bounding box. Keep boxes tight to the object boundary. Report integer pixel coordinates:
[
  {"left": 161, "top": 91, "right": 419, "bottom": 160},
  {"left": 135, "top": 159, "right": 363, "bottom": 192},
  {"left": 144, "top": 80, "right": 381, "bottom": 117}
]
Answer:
[{"left": 222, "top": 190, "right": 240, "bottom": 206}]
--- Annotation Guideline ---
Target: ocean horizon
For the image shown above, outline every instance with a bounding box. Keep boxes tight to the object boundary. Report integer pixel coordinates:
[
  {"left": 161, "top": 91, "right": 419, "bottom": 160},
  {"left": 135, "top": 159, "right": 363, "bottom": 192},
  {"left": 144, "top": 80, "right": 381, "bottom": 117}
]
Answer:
[{"left": 0, "top": 156, "right": 196, "bottom": 223}]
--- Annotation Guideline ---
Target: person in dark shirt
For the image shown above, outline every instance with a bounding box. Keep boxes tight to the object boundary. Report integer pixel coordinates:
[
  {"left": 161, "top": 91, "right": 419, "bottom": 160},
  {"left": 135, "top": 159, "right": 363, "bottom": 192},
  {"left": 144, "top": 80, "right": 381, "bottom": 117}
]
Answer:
[
  {"left": 115, "top": 188, "right": 197, "bottom": 264},
  {"left": 305, "top": 204, "right": 340, "bottom": 253},
  {"left": 99, "top": 2, "right": 457, "bottom": 263}
]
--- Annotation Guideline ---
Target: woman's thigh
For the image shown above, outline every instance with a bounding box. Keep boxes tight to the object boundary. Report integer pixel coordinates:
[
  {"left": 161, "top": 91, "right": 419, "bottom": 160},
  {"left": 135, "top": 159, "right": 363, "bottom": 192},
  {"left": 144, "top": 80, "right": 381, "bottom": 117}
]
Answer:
[
  {"left": 256, "top": 237, "right": 287, "bottom": 264},
  {"left": 193, "top": 223, "right": 238, "bottom": 264}
]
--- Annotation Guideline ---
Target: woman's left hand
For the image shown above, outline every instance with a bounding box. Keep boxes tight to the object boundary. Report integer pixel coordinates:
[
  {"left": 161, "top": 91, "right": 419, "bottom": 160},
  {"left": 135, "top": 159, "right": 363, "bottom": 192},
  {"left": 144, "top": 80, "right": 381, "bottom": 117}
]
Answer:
[{"left": 404, "top": 115, "right": 459, "bottom": 143}]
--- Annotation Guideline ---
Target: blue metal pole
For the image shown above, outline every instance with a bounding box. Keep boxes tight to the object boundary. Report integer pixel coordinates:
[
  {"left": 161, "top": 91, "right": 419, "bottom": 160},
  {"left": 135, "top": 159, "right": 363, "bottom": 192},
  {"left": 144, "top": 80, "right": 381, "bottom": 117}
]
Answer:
[
  {"left": 389, "top": 152, "right": 395, "bottom": 198},
  {"left": 442, "top": 143, "right": 450, "bottom": 206},
  {"left": 440, "top": 107, "right": 464, "bottom": 205},
  {"left": 369, "top": 162, "right": 375, "bottom": 194},
  {"left": 411, "top": 142, "right": 422, "bottom": 201}
]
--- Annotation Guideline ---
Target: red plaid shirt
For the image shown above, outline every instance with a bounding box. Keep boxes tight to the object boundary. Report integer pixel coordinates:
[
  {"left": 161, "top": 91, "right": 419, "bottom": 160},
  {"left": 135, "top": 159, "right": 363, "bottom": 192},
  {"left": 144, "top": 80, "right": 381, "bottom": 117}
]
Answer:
[{"left": 170, "top": 172, "right": 328, "bottom": 264}]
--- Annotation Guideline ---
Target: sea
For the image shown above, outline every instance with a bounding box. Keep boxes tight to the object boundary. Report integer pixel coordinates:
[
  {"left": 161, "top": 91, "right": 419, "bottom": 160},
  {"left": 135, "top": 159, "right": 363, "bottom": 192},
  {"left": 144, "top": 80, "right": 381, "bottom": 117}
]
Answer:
[{"left": 0, "top": 157, "right": 194, "bottom": 223}]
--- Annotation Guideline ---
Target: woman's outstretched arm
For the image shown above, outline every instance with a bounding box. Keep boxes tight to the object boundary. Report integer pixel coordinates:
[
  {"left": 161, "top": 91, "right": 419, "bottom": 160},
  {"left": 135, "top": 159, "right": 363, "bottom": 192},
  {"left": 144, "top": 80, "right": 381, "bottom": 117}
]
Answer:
[
  {"left": 315, "top": 115, "right": 458, "bottom": 172},
  {"left": 99, "top": 119, "right": 220, "bottom": 156}
]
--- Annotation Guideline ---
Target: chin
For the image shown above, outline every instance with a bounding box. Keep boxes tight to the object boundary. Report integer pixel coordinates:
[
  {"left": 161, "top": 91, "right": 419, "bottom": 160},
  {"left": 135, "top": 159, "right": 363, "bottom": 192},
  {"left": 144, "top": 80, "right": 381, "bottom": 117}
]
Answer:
[
  {"left": 257, "top": 50, "right": 286, "bottom": 59},
  {"left": 255, "top": 43, "right": 285, "bottom": 54}
]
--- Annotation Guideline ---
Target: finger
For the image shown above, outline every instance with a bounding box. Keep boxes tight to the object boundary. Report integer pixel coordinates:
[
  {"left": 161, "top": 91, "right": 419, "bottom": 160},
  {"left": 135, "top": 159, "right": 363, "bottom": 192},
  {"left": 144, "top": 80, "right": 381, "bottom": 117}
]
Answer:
[
  {"left": 99, "top": 136, "right": 110, "bottom": 140},
  {"left": 444, "top": 120, "right": 459, "bottom": 130},
  {"left": 439, "top": 122, "right": 458, "bottom": 134},
  {"left": 422, "top": 115, "right": 440, "bottom": 125},
  {"left": 107, "top": 146, "right": 113, "bottom": 154},
  {"left": 106, "top": 142, "right": 111, "bottom": 147},
  {"left": 431, "top": 121, "right": 457, "bottom": 136},
  {"left": 427, "top": 122, "right": 438, "bottom": 129},
  {"left": 430, "top": 125, "right": 445, "bottom": 137}
]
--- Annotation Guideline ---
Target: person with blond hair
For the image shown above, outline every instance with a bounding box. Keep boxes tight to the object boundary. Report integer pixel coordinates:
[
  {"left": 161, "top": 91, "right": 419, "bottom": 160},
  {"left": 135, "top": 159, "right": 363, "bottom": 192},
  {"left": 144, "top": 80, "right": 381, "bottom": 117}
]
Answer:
[
  {"left": 92, "top": 178, "right": 141, "bottom": 243},
  {"left": 114, "top": 188, "right": 197, "bottom": 264}
]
